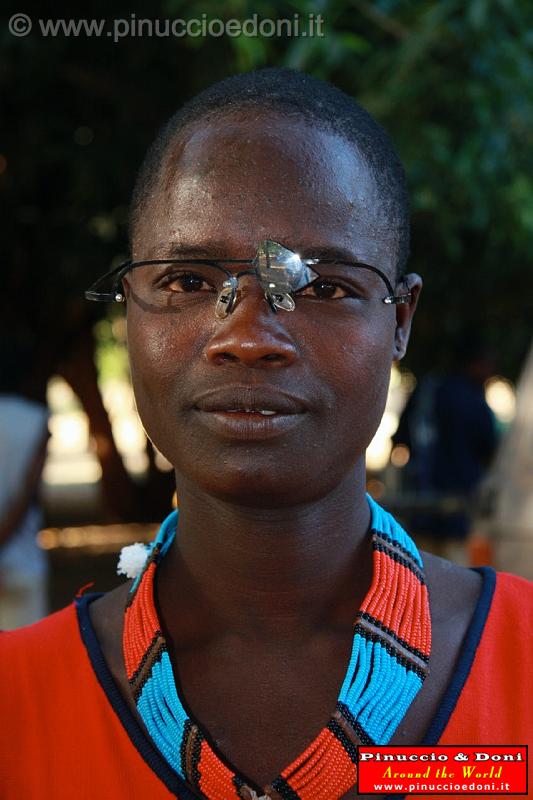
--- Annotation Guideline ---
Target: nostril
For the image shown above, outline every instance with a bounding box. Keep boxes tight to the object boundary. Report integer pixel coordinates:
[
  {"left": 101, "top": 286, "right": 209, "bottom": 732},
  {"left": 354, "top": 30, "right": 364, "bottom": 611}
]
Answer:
[{"left": 204, "top": 306, "right": 298, "bottom": 366}]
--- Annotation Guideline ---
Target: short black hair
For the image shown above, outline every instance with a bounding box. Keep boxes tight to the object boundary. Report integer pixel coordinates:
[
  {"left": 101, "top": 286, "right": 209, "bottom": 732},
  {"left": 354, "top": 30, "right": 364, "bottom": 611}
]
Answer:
[{"left": 130, "top": 68, "right": 410, "bottom": 276}]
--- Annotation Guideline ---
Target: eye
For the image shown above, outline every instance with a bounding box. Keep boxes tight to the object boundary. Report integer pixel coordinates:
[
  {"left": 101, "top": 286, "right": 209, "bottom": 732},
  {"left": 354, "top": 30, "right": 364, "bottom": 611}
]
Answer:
[
  {"left": 159, "top": 270, "right": 215, "bottom": 294},
  {"left": 298, "top": 279, "right": 356, "bottom": 300}
]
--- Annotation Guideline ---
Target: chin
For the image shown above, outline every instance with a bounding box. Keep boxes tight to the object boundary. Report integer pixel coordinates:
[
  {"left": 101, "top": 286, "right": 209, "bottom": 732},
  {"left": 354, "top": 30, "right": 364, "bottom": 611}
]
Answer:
[
  {"left": 178, "top": 449, "right": 360, "bottom": 510},
  {"left": 191, "top": 460, "right": 307, "bottom": 508}
]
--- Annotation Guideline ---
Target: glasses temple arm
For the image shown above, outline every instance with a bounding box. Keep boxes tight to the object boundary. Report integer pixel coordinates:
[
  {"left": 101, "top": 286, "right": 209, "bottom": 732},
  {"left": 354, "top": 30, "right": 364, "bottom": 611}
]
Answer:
[{"left": 84, "top": 261, "right": 133, "bottom": 302}]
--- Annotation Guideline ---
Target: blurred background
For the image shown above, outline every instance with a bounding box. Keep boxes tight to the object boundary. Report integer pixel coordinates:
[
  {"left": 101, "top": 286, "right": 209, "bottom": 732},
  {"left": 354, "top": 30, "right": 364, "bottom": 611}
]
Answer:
[{"left": 1, "top": 0, "right": 532, "bottom": 627}]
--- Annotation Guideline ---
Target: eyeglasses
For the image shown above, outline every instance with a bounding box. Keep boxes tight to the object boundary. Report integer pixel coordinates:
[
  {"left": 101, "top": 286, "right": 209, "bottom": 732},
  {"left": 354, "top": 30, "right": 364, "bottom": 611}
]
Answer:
[{"left": 85, "top": 240, "right": 411, "bottom": 318}]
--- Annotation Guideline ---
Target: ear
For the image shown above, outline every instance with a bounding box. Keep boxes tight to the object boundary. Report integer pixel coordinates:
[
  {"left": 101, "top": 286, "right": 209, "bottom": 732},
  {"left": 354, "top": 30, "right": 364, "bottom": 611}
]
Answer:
[
  {"left": 392, "top": 274, "right": 423, "bottom": 361},
  {"left": 122, "top": 274, "right": 132, "bottom": 299}
]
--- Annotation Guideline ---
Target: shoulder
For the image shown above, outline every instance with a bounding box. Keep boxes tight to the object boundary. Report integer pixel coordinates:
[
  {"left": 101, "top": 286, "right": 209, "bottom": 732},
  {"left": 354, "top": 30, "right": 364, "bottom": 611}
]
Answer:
[
  {"left": 434, "top": 560, "right": 531, "bottom": 688},
  {"left": 0, "top": 602, "right": 78, "bottom": 661},
  {"left": 439, "top": 569, "right": 533, "bottom": 743},
  {"left": 0, "top": 596, "right": 107, "bottom": 691},
  {"left": 481, "top": 570, "right": 533, "bottom": 644},
  {"left": 418, "top": 559, "right": 532, "bottom": 744},
  {"left": 492, "top": 569, "right": 533, "bottom": 600},
  {"left": 421, "top": 556, "right": 532, "bottom": 642},
  {"left": 0, "top": 603, "right": 87, "bottom": 719}
]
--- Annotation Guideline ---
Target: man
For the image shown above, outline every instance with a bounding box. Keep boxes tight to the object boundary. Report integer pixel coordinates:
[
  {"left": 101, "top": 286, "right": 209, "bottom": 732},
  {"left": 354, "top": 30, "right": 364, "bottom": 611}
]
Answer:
[{"left": 1, "top": 69, "right": 531, "bottom": 800}]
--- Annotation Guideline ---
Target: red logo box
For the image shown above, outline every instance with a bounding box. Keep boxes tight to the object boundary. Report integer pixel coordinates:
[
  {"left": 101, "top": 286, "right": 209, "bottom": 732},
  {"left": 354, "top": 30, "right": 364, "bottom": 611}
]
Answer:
[{"left": 357, "top": 745, "right": 527, "bottom": 795}]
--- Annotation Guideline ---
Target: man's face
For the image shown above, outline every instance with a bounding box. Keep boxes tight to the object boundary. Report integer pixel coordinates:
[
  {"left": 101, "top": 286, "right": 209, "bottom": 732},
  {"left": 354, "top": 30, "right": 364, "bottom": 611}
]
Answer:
[{"left": 127, "top": 111, "right": 420, "bottom": 506}]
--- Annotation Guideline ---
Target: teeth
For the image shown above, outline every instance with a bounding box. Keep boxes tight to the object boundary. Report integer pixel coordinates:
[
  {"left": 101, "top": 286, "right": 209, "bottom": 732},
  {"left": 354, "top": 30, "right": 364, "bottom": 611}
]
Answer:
[{"left": 225, "top": 409, "right": 277, "bottom": 415}]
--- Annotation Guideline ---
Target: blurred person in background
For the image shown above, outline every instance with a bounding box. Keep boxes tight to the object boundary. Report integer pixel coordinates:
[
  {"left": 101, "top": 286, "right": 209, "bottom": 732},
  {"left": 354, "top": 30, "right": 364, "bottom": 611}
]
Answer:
[
  {"left": 0, "top": 336, "right": 49, "bottom": 629},
  {"left": 393, "top": 332, "right": 498, "bottom": 564}
]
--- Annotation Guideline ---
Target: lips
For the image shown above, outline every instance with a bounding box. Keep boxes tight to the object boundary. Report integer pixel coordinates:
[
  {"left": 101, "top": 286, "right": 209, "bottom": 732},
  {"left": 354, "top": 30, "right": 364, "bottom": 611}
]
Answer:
[
  {"left": 192, "top": 386, "right": 307, "bottom": 415},
  {"left": 191, "top": 385, "right": 308, "bottom": 440}
]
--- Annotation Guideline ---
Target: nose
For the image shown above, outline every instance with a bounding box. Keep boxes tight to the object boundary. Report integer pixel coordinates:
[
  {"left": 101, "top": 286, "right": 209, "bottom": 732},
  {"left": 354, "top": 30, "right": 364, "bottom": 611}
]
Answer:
[{"left": 204, "top": 277, "right": 298, "bottom": 367}]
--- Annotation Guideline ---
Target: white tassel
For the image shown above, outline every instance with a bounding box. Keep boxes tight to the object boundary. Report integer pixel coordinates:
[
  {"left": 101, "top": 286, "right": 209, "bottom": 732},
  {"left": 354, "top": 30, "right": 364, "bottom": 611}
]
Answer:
[{"left": 117, "top": 542, "right": 149, "bottom": 578}]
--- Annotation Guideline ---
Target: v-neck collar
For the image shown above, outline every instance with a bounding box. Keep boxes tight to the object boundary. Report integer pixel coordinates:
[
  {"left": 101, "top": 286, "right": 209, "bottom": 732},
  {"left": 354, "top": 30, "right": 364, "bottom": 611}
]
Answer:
[{"left": 76, "top": 566, "right": 495, "bottom": 799}]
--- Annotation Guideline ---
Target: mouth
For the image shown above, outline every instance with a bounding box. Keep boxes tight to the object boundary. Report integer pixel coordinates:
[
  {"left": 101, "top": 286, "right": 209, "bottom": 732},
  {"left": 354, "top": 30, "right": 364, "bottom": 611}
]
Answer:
[
  {"left": 191, "top": 386, "right": 307, "bottom": 439},
  {"left": 192, "top": 385, "right": 307, "bottom": 415}
]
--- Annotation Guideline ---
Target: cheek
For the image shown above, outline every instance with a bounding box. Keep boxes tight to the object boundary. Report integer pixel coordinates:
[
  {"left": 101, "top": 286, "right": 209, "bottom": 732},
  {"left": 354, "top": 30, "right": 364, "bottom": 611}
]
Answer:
[
  {"left": 128, "top": 314, "right": 179, "bottom": 393},
  {"left": 126, "top": 308, "right": 205, "bottom": 443},
  {"left": 319, "top": 316, "right": 395, "bottom": 446}
]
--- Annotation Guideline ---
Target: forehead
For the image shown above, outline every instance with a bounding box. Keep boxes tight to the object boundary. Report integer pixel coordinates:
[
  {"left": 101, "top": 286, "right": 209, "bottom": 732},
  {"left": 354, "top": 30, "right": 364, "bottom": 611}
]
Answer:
[{"left": 135, "top": 111, "right": 399, "bottom": 274}]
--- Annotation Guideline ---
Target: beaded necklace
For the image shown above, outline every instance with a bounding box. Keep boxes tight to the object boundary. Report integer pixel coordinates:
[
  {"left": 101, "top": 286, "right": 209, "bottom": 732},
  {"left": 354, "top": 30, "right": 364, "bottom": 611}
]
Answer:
[{"left": 122, "top": 496, "right": 431, "bottom": 800}]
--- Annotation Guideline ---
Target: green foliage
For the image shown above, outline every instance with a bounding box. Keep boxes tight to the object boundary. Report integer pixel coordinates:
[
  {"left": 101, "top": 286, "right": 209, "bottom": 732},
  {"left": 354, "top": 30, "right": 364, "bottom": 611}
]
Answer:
[
  {"left": 93, "top": 315, "right": 130, "bottom": 384},
  {"left": 1, "top": 0, "right": 531, "bottom": 384}
]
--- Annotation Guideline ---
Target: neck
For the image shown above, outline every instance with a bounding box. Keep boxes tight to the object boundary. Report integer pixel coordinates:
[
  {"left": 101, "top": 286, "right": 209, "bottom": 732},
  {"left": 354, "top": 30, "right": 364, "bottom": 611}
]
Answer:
[{"left": 157, "top": 466, "right": 373, "bottom": 640}]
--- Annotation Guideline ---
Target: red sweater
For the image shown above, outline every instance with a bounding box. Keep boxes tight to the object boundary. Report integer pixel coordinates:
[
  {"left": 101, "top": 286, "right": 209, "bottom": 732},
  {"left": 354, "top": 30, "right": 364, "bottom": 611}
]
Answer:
[{"left": 0, "top": 569, "right": 531, "bottom": 799}]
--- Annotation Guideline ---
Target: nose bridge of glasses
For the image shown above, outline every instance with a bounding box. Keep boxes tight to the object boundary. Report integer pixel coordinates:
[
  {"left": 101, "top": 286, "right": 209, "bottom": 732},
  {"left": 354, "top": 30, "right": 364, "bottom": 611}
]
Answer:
[
  {"left": 215, "top": 268, "right": 269, "bottom": 319},
  {"left": 219, "top": 241, "right": 320, "bottom": 315},
  {"left": 217, "top": 264, "right": 312, "bottom": 318}
]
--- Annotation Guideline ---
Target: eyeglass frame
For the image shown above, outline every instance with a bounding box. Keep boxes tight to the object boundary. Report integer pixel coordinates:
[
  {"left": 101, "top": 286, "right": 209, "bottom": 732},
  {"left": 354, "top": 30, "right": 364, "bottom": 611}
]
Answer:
[{"left": 85, "top": 252, "right": 412, "bottom": 309}]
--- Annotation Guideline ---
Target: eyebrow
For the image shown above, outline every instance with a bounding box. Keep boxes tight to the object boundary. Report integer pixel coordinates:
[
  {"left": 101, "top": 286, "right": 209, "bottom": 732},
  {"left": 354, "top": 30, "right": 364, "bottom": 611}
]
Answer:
[{"left": 154, "top": 241, "right": 250, "bottom": 260}]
